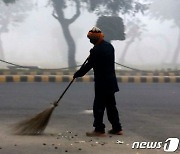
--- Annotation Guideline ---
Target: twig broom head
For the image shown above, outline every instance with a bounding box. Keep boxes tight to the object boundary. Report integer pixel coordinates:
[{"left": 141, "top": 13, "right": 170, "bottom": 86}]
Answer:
[
  {"left": 12, "top": 76, "right": 76, "bottom": 135},
  {"left": 13, "top": 102, "right": 58, "bottom": 135}
]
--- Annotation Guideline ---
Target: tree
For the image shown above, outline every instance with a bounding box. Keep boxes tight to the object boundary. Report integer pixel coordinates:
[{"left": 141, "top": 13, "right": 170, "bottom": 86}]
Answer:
[
  {"left": 149, "top": 0, "right": 180, "bottom": 67},
  {"left": 119, "top": 18, "right": 147, "bottom": 64},
  {"left": 87, "top": 0, "right": 149, "bottom": 63},
  {"left": 0, "top": 0, "right": 33, "bottom": 61},
  {"left": 51, "top": 0, "right": 148, "bottom": 67},
  {"left": 52, "top": 0, "right": 80, "bottom": 67}
]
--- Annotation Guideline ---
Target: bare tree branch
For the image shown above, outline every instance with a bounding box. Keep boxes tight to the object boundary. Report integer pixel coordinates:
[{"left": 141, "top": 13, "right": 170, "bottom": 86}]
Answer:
[{"left": 67, "top": 0, "right": 80, "bottom": 24}]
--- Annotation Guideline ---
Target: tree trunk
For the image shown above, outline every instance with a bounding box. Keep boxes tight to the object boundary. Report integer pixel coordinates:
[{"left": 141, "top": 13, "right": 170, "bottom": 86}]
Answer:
[
  {"left": 58, "top": 20, "right": 76, "bottom": 67},
  {"left": 52, "top": 0, "right": 80, "bottom": 67},
  {"left": 119, "top": 37, "right": 134, "bottom": 63}
]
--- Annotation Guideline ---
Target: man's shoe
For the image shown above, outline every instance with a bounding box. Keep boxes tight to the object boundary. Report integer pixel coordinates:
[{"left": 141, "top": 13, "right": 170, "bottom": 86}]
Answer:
[
  {"left": 86, "top": 131, "right": 106, "bottom": 137},
  {"left": 108, "top": 129, "right": 123, "bottom": 135}
]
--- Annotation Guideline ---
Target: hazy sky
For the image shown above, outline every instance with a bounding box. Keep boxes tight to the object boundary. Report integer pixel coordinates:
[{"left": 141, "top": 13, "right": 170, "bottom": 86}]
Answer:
[{"left": 1, "top": 0, "right": 179, "bottom": 69}]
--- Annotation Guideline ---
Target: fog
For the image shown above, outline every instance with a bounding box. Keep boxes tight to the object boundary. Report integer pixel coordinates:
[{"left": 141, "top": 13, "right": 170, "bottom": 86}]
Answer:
[{"left": 0, "top": 0, "right": 179, "bottom": 70}]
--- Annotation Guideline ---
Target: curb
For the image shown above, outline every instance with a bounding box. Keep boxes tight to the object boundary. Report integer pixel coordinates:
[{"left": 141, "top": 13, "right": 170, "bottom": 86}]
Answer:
[
  {"left": 0, "top": 75, "right": 180, "bottom": 83},
  {"left": 0, "top": 70, "right": 180, "bottom": 76}
]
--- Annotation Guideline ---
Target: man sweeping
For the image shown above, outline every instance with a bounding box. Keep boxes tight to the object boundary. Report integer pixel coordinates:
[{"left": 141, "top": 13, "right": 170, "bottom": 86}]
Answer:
[{"left": 73, "top": 26, "right": 123, "bottom": 137}]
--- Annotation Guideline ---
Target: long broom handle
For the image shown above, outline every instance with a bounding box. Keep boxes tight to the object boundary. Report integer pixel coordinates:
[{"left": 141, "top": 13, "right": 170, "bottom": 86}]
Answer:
[{"left": 56, "top": 56, "right": 89, "bottom": 104}]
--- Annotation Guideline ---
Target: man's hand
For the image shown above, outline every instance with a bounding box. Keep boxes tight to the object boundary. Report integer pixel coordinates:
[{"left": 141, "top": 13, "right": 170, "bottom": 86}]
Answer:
[{"left": 73, "top": 70, "right": 81, "bottom": 79}]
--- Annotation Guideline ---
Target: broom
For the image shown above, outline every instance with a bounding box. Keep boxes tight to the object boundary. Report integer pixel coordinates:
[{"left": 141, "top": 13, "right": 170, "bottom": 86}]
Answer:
[{"left": 13, "top": 56, "right": 89, "bottom": 135}]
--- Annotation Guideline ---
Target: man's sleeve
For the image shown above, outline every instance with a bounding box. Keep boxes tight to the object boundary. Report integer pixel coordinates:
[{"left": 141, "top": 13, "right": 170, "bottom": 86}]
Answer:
[
  {"left": 78, "top": 55, "right": 93, "bottom": 76},
  {"left": 75, "top": 52, "right": 94, "bottom": 77}
]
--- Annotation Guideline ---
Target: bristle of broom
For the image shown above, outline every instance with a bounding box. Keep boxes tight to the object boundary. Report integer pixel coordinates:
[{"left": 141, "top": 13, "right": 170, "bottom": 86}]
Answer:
[{"left": 13, "top": 102, "right": 58, "bottom": 135}]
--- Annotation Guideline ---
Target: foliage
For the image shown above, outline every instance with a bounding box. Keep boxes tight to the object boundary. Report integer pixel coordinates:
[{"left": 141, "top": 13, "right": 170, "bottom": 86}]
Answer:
[
  {"left": 0, "top": 0, "right": 33, "bottom": 33},
  {"left": 149, "top": 0, "right": 180, "bottom": 65},
  {"left": 149, "top": 0, "right": 180, "bottom": 26},
  {"left": 2, "top": 0, "right": 16, "bottom": 5},
  {"left": 81, "top": 0, "right": 149, "bottom": 16}
]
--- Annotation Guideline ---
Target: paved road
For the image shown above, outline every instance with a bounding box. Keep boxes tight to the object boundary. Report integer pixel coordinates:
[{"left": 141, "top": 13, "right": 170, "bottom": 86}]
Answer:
[{"left": 0, "top": 82, "right": 180, "bottom": 154}]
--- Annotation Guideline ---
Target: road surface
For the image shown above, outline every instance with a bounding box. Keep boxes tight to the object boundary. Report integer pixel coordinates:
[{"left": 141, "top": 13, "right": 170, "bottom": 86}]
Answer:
[{"left": 0, "top": 82, "right": 180, "bottom": 154}]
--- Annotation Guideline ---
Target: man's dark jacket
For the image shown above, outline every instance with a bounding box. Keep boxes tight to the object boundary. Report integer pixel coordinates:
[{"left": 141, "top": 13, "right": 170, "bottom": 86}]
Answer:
[{"left": 76, "top": 40, "right": 119, "bottom": 93}]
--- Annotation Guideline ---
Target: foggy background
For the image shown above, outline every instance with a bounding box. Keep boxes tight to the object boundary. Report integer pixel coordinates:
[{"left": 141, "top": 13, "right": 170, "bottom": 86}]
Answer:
[{"left": 0, "top": 0, "right": 179, "bottom": 70}]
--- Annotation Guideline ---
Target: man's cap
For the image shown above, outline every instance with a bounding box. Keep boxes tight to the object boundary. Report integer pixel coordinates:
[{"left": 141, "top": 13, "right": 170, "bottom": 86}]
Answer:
[
  {"left": 89, "top": 26, "right": 102, "bottom": 33},
  {"left": 87, "top": 26, "right": 104, "bottom": 41}
]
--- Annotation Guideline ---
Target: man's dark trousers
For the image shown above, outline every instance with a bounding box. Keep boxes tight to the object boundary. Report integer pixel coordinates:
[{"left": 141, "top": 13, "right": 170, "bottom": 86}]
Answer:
[{"left": 93, "top": 90, "right": 122, "bottom": 133}]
